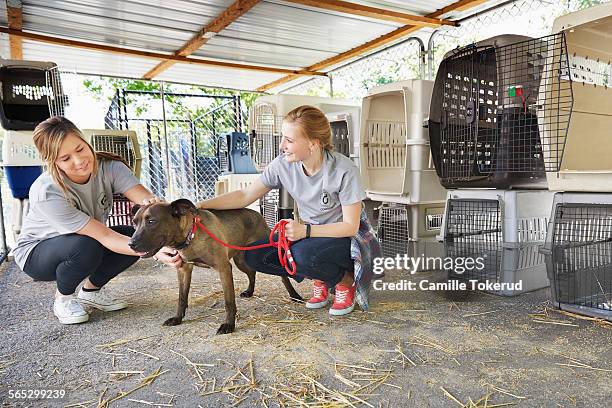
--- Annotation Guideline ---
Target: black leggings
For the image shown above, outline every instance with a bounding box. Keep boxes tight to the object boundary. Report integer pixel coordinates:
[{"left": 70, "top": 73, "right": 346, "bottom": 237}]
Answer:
[{"left": 22, "top": 225, "right": 139, "bottom": 295}]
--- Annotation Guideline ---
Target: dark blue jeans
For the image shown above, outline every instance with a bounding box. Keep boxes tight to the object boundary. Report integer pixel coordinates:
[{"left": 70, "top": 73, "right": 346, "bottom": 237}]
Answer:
[{"left": 244, "top": 236, "right": 353, "bottom": 288}]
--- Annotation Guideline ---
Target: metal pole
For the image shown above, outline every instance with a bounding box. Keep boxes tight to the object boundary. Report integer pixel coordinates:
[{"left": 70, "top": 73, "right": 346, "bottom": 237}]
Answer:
[
  {"left": 121, "top": 89, "right": 128, "bottom": 130},
  {"left": 407, "top": 37, "right": 426, "bottom": 79},
  {"left": 328, "top": 75, "right": 334, "bottom": 97},
  {"left": 190, "top": 119, "right": 197, "bottom": 197},
  {"left": 233, "top": 95, "right": 241, "bottom": 132},
  {"left": 237, "top": 94, "right": 243, "bottom": 132},
  {"left": 427, "top": 30, "right": 438, "bottom": 81},
  {"left": 160, "top": 82, "right": 172, "bottom": 200}
]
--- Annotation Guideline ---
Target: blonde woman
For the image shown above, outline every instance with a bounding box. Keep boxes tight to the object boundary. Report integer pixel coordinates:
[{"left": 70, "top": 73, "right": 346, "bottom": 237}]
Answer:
[
  {"left": 12, "top": 116, "right": 182, "bottom": 324},
  {"left": 200, "top": 105, "right": 380, "bottom": 316}
]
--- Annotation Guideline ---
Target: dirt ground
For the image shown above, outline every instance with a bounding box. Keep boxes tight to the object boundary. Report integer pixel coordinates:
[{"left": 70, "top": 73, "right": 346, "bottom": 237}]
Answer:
[{"left": 1, "top": 258, "right": 611, "bottom": 408}]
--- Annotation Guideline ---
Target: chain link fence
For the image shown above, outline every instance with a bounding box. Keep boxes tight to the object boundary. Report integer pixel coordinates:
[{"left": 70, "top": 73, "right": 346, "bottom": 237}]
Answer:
[
  {"left": 104, "top": 89, "right": 247, "bottom": 202},
  {"left": 282, "top": 0, "right": 605, "bottom": 97},
  {"left": 287, "top": 39, "right": 424, "bottom": 98},
  {"left": 429, "top": 0, "right": 591, "bottom": 74}
]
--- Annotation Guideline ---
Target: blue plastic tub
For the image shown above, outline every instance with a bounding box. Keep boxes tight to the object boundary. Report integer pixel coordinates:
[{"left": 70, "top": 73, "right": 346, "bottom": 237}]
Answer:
[{"left": 4, "top": 165, "right": 42, "bottom": 199}]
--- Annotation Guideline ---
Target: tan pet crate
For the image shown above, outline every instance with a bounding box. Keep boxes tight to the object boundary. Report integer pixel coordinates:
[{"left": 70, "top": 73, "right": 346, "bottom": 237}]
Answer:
[
  {"left": 540, "top": 2, "right": 612, "bottom": 191},
  {"left": 215, "top": 174, "right": 260, "bottom": 211},
  {"left": 360, "top": 80, "right": 446, "bottom": 204},
  {"left": 82, "top": 129, "right": 142, "bottom": 179}
]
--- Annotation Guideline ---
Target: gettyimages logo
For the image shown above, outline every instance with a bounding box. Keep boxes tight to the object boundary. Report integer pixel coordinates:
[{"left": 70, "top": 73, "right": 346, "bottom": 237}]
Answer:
[
  {"left": 371, "top": 254, "right": 525, "bottom": 293},
  {"left": 373, "top": 254, "right": 486, "bottom": 275}
]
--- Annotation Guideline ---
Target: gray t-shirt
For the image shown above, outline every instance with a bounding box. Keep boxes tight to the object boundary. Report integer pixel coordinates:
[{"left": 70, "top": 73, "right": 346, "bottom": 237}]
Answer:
[
  {"left": 13, "top": 159, "right": 140, "bottom": 270},
  {"left": 260, "top": 150, "right": 366, "bottom": 225}
]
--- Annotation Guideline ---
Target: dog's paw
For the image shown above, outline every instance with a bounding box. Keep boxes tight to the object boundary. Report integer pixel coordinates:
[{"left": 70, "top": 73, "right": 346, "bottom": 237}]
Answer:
[
  {"left": 216, "top": 323, "right": 235, "bottom": 335},
  {"left": 240, "top": 289, "right": 254, "bottom": 298},
  {"left": 162, "top": 316, "right": 183, "bottom": 326}
]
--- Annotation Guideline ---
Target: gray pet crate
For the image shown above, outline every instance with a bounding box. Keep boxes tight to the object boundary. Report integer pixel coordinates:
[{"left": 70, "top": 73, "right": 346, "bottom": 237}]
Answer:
[
  {"left": 540, "top": 193, "right": 612, "bottom": 321},
  {"left": 377, "top": 202, "right": 445, "bottom": 270},
  {"left": 440, "top": 189, "right": 554, "bottom": 295}
]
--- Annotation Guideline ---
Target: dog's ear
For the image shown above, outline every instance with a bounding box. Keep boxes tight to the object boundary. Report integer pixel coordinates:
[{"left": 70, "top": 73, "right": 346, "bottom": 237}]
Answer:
[
  {"left": 131, "top": 204, "right": 141, "bottom": 217},
  {"left": 171, "top": 199, "right": 197, "bottom": 218}
]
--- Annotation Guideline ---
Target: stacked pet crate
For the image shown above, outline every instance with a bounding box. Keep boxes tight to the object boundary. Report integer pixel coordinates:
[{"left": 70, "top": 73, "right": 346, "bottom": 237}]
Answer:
[
  {"left": 361, "top": 80, "right": 447, "bottom": 264},
  {"left": 248, "top": 94, "right": 360, "bottom": 228},
  {"left": 430, "top": 34, "right": 572, "bottom": 294},
  {"left": 538, "top": 3, "right": 612, "bottom": 320},
  {"left": 0, "top": 59, "right": 61, "bottom": 241}
]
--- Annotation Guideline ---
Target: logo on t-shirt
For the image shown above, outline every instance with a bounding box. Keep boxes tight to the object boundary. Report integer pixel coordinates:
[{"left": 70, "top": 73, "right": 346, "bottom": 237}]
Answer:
[
  {"left": 320, "top": 190, "right": 333, "bottom": 210},
  {"left": 99, "top": 192, "right": 109, "bottom": 211}
]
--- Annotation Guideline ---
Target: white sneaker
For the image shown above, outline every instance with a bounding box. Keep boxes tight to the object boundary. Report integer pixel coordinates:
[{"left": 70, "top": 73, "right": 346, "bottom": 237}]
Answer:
[
  {"left": 77, "top": 288, "right": 127, "bottom": 312},
  {"left": 53, "top": 296, "right": 89, "bottom": 324}
]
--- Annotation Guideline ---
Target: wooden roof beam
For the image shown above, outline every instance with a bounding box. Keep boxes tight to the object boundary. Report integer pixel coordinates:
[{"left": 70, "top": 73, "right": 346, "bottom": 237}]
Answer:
[
  {"left": 6, "top": 0, "right": 23, "bottom": 59},
  {"left": 284, "top": 0, "right": 457, "bottom": 27},
  {"left": 0, "top": 27, "right": 327, "bottom": 77},
  {"left": 257, "top": 0, "right": 486, "bottom": 92},
  {"left": 428, "top": 0, "right": 488, "bottom": 18},
  {"left": 143, "top": 0, "right": 261, "bottom": 79}
]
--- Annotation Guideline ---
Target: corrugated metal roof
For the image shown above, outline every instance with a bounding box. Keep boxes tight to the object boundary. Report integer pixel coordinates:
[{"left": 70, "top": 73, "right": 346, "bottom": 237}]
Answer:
[
  {"left": 155, "top": 61, "right": 285, "bottom": 90},
  {"left": 22, "top": 39, "right": 160, "bottom": 78},
  {"left": 22, "top": 0, "right": 234, "bottom": 53},
  {"left": 0, "top": 0, "right": 502, "bottom": 91},
  {"left": 194, "top": 1, "right": 401, "bottom": 69}
]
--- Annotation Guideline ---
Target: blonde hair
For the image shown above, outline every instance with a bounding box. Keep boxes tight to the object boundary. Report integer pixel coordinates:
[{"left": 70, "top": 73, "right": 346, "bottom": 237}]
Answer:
[
  {"left": 284, "top": 105, "right": 333, "bottom": 151},
  {"left": 33, "top": 116, "right": 128, "bottom": 197}
]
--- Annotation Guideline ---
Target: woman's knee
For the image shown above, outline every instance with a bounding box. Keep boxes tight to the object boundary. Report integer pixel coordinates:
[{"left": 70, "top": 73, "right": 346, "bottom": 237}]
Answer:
[
  {"left": 289, "top": 244, "right": 315, "bottom": 270},
  {"left": 66, "top": 235, "right": 104, "bottom": 265},
  {"left": 291, "top": 238, "right": 351, "bottom": 268}
]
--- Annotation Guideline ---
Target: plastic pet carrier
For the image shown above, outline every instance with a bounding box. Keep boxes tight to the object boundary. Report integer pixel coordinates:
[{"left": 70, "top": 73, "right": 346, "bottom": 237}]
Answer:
[
  {"left": 0, "top": 59, "right": 61, "bottom": 130},
  {"left": 540, "top": 193, "right": 612, "bottom": 321},
  {"left": 429, "top": 34, "right": 572, "bottom": 189},
  {"left": 440, "top": 189, "right": 554, "bottom": 295},
  {"left": 360, "top": 80, "right": 446, "bottom": 204},
  {"left": 215, "top": 174, "right": 260, "bottom": 196},
  {"left": 248, "top": 94, "right": 359, "bottom": 171},
  {"left": 0, "top": 59, "right": 65, "bottom": 239},
  {"left": 377, "top": 202, "right": 445, "bottom": 266},
  {"left": 215, "top": 174, "right": 260, "bottom": 211},
  {"left": 82, "top": 129, "right": 142, "bottom": 179},
  {"left": 216, "top": 132, "right": 257, "bottom": 174},
  {"left": 539, "top": 3, "right": 612, "bottom": 192},
  {"left": 326, "top": 107, "right": 361, "bottom": 166}
]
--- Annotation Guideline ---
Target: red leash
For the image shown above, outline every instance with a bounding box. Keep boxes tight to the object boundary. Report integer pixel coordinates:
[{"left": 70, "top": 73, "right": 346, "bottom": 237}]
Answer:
[{"left": 192, "top": 217, "right": 297, "bottom": 276}]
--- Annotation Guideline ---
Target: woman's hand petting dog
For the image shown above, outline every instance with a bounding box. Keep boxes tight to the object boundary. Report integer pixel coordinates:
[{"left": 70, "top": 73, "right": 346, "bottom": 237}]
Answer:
[
  {"left": 153, "top": 246, "right": 183, "bottom": 268},
  {"left": 283, "top": 219, "right": 307, "bottom": 241},
  {"left": 142, "top": 195, "right": 163, "bottom": 205}
]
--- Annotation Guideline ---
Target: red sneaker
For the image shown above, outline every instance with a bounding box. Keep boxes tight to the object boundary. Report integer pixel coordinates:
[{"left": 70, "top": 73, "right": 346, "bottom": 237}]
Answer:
[
  {"left": 329, "top": 283, "right": 356, "bottom": 316},
  {"left": 306, "top": 280, "right": 330, "bottom": 309}
]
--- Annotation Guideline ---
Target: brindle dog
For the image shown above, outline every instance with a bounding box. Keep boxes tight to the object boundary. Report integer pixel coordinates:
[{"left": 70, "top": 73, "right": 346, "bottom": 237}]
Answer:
[{"left": 129, "top": 199, "right": 302, "bottom": 334}]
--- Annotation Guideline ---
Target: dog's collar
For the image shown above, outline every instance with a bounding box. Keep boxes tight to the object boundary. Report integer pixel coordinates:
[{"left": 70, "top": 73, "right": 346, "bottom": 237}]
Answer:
[{"left": 174, "top": 215, "right": 201, "bottom": 250}]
